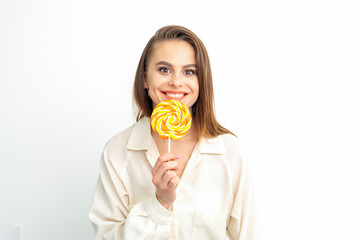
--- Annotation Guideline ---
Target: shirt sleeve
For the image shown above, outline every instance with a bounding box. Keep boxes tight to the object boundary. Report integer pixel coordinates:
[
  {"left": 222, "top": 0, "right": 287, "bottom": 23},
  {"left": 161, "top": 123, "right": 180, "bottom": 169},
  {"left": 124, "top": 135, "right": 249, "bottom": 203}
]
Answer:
[
  {"left": 226, "top": 148, "right": 257, "bottom": 240},
  {"left": 89, "top": 148, "right": 173, "bottom": 240}
]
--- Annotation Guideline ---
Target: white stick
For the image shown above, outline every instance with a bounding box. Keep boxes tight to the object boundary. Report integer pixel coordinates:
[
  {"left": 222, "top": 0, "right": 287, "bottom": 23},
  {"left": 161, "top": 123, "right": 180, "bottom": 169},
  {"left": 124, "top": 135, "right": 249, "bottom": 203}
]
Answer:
[{"left": 168, "top": 137, "right": 171, "bottom": 153}]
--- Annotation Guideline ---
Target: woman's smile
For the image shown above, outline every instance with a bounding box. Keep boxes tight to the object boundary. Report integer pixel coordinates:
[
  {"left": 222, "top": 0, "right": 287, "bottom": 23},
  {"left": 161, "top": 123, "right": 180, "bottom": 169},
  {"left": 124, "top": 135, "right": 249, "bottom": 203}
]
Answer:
[{"left": 161, "top": 91, "right": 189, "bottom": 101}]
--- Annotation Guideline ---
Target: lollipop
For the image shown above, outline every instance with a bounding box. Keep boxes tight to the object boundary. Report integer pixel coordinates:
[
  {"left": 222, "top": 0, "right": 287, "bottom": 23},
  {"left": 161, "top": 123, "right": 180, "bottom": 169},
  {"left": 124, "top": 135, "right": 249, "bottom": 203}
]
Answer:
[{"left": 151, "top": 100, "right": 192, "bottom": 152}]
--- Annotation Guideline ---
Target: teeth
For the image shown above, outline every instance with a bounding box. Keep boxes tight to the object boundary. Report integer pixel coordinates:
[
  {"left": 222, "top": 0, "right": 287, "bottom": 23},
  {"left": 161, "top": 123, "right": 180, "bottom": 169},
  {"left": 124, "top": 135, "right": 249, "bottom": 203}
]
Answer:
[{"left": 166, "top": 93, "right": 184, "bottom": 98}]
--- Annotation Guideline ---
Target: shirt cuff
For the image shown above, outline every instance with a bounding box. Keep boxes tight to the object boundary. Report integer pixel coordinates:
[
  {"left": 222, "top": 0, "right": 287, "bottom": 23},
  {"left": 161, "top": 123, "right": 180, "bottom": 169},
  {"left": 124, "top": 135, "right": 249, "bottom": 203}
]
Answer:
[{"left": 147, "top": 193, "right": 173, "bottom": 224}]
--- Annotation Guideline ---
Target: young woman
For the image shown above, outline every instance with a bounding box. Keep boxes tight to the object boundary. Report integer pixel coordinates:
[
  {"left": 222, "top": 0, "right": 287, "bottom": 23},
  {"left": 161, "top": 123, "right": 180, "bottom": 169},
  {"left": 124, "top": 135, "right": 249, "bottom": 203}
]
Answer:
[{"left": 89, "top": 25, "right": 254, "bottom": 240}]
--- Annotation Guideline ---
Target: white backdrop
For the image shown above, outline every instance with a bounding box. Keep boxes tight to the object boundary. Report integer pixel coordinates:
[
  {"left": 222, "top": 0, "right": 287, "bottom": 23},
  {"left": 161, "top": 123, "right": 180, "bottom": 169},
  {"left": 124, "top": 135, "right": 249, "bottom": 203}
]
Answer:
[{"left": 1, "top": 0, "right": 359, "bottom": 239}]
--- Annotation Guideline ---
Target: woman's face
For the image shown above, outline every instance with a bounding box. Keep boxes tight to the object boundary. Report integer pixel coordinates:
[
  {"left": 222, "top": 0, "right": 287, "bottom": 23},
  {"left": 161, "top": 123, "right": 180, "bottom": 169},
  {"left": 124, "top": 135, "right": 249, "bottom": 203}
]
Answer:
[{"left": 144, "top": 40, "right": 199, "bottom": 110}]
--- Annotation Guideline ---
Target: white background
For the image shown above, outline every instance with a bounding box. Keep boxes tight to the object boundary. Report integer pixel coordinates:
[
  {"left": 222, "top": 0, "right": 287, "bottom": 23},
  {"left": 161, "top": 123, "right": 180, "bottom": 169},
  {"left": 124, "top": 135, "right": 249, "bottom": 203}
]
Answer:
[{"left": 1, "top": 0, "right": 359, "bottom": 239}]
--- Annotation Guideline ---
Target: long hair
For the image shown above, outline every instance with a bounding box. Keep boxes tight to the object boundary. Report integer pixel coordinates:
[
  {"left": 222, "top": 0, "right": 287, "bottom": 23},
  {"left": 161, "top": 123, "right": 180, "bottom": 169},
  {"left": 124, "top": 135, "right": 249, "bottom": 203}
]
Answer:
[{"left": 133, "top": 25, "right": 235, "bottom": 139}]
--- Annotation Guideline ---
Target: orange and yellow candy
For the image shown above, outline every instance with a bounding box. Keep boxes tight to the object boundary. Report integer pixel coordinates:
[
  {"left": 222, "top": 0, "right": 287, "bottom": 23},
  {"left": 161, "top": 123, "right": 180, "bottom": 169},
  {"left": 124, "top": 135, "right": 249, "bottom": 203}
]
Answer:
[{"left": 151, "top": 100, "right": 192, "bottom": 140}]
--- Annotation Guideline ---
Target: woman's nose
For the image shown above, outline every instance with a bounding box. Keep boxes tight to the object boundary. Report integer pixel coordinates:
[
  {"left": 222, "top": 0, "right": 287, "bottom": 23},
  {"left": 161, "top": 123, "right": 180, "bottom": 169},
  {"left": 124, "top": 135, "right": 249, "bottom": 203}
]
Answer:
[{"left": 168, "top": 73, "right": 184, "bottom": 87}]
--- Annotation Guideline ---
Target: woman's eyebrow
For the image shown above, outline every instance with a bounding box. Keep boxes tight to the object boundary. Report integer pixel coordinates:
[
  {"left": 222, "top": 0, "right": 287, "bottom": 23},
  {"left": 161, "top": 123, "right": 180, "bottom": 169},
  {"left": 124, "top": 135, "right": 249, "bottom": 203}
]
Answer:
[
  {"left": 183, "top": 64, "right": 196, "bottom": 68},
  {"left": 156, "top": 61, "right": 196, "bottom": 69},
  {"left": 156, "top": 61, "right": 172, "bottom": 67}
]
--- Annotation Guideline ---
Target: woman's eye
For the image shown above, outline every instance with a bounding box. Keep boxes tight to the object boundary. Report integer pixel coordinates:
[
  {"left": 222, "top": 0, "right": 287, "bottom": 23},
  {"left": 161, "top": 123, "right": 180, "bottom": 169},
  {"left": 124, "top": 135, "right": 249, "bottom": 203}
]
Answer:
[
  {"left": 159, "top": 67, "right": 170, "bottom": 73},
  {"left": 185, "top": 69, "right": 196, "bottom": 75}
]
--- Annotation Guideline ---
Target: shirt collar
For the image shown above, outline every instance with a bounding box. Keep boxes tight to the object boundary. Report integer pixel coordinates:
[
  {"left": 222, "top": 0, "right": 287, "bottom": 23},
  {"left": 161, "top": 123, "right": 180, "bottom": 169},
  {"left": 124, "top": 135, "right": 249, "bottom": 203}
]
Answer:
[
  {"left": 198, "top": 135, "right": 226, "bottom": 155},
  {"left": 127, "top": 117, "right": 152, "bottom": 151},
  {"left": 126, "top": 117, "right": 226, "bottom": 155}
]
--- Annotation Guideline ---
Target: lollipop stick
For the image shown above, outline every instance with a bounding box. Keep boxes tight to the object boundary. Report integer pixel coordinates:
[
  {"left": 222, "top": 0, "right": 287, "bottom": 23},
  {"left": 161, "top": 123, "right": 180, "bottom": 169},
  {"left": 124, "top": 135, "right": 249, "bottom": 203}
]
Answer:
[{"left": 168, "top": 137, "right": 171, "bottom": 153}]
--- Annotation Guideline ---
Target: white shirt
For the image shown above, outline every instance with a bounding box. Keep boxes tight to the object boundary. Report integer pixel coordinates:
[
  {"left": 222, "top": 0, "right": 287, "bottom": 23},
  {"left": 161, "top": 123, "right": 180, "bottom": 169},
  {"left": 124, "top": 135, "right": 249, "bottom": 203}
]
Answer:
[{"left": 89, "top": 117, "right": 255, "bottom": 240}]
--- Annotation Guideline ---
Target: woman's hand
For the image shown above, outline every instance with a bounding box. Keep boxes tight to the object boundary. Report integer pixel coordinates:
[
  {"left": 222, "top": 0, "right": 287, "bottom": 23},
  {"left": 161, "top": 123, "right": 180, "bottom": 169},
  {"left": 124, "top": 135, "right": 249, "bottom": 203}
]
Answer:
[{"left": 151, "top": 153, "right": 180, "bottom": 209}]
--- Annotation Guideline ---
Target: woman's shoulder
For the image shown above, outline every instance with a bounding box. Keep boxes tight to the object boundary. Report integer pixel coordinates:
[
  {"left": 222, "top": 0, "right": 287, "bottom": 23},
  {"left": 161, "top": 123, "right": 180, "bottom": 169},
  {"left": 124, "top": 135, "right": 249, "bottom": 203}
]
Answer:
[
  {"left": 217, "top": 133, "right": 247, "bottom": 166},
  {"left": 104, "top": 125, "right": 134, "bottom": 150},
  {"left": 219, "top": 133, "right": 242, "bottom": 154},
  {"left": 103, "top": 121, "right": 138, "bottom": 152},
  {"left": 103, "top": 117, "right": 150, "bottom": 152},
  {"left": 218, "top": 133, "right": 251, "bottom": 177}
]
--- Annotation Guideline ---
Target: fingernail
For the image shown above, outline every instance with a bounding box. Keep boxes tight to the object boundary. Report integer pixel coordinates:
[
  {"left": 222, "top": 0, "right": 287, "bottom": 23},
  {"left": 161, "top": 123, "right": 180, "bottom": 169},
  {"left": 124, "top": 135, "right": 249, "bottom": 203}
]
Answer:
[{"left": 175, "top": 155, "right": 180, "bottom": 159}]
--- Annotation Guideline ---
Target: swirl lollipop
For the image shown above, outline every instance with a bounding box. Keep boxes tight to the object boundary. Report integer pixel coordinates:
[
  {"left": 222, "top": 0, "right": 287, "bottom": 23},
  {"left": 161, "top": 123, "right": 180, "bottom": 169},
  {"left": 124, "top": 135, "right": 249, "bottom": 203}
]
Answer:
[{"left": 151, "top": 100, "right": 192, "bottom": 152}]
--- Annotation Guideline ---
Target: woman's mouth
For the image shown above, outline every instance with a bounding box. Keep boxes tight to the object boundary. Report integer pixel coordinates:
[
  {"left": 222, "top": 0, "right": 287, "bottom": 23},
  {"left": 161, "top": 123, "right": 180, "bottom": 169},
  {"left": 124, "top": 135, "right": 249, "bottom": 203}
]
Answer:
[{"left": 162, "top": 91, "right": 188, "bottom": 100}]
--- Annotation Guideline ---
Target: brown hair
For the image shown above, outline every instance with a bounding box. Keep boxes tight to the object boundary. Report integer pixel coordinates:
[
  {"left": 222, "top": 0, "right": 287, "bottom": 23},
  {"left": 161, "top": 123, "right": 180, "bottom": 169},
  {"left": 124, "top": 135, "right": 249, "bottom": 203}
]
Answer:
[{"left": 133, "top": 25, "right": 235, "bottom": 139}]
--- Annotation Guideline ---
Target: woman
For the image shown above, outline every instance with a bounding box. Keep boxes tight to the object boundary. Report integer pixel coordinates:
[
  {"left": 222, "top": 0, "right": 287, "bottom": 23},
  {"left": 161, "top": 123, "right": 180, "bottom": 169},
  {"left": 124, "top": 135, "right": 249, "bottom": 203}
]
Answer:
[{"left": 89, "top": 25, "right": 254, "bottom": 239}]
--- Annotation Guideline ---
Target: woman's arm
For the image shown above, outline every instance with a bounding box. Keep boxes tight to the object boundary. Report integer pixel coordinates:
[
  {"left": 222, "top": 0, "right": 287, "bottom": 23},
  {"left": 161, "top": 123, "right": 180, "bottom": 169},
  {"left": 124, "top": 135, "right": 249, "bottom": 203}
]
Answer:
[
  {"left": 225, "top": 137, "right": 257, "bottom": 240},
  {"left": 89, "top": 149, "right": 174, "bottom": 240}
]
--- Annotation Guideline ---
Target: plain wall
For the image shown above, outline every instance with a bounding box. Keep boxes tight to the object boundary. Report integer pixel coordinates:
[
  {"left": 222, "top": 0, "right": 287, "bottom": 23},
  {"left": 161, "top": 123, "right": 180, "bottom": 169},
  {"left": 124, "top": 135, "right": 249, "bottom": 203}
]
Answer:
[{"left": 1, "top": 0, "right": 359, "bottom": 239}]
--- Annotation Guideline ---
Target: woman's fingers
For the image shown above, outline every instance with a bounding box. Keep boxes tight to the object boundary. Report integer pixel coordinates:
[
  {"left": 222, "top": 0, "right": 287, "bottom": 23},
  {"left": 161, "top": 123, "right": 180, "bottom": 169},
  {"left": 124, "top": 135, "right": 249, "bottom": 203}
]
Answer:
[
  {"left": 152, "top": 153, "right": 179, "bottom": 176},
  {"left": 169, "top": 176, "right": 180, "bottom": 189},
  {"left": 158, "top": 170, "right": 177, "bottom": 190},
  {"left": 152, "top": 161, "right": 178, "bottom": 186},
  {"left": 155, "top": 160, "right": 178, "bottom": 178},
  {"left": 152, "top": 153, "right": 180, "bottom": 208}
]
